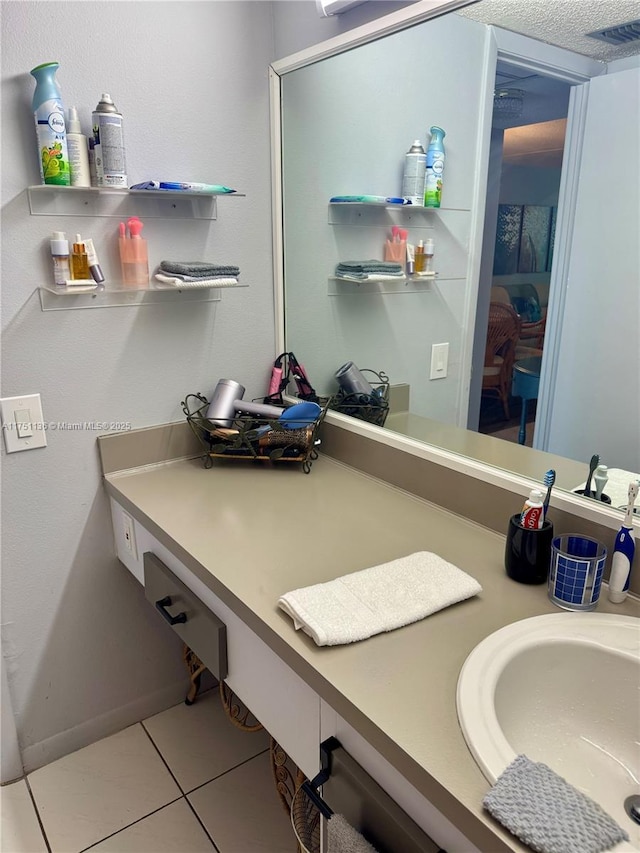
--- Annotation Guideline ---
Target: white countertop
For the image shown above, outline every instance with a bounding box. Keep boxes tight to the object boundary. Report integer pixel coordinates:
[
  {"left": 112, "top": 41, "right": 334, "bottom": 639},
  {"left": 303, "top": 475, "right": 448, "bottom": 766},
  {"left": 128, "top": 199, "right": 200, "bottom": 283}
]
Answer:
[{"left": 104, "top": 453, "right": 639, "bottom": 852}]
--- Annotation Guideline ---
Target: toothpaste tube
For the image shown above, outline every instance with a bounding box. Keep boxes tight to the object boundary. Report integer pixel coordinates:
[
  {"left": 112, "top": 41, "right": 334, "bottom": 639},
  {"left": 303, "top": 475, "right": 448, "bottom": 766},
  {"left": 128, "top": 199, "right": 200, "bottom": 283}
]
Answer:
[{"left": 520, "top": 489, "right": 544, "bottom": 529}]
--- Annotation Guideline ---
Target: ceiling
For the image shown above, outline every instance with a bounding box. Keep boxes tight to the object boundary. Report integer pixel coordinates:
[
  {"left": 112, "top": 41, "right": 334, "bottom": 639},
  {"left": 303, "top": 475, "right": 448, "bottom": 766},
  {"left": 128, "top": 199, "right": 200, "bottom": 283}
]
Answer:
[{"left": 457, "top": 0, "right": 640, "bottom": 61}]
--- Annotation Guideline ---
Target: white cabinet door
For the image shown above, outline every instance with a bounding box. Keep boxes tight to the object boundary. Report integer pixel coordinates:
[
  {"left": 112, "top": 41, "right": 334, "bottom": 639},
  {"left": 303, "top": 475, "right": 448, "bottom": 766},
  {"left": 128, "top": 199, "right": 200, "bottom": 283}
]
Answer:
[{"left": 109, "top": 499, "right": 320, "bottom": 778}]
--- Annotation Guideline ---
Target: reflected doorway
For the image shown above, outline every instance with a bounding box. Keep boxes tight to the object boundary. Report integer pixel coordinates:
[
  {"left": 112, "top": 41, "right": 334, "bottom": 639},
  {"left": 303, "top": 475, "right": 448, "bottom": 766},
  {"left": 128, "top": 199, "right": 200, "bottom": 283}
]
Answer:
[{"left": 471, "top": 62, "right": 572, "bottom": 446}]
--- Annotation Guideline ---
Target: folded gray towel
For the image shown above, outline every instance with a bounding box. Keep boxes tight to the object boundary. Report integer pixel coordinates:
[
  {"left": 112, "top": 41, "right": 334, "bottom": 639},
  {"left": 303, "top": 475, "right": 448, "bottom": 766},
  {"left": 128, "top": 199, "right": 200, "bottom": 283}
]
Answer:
[
  {"left": 336, "top": 260, "right": 404, "bottom": 274},
  {"left": 327, "top": 814, "right": 378, "bottom": 852},
  {"left": 483, "top": 755, "right": 629, "bottom": 853},
  {"left": 160, "top": 260, "right": 240, "bottom": 277}
]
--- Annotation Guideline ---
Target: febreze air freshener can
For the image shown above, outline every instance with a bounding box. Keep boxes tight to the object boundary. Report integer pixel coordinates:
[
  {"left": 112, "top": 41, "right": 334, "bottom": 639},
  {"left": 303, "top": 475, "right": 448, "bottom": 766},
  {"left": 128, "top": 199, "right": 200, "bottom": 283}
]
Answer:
[
  {"left": 30, "top": 62, "right": 70, "bottom": 185},
  {"left": 92, "top": 93, "right": 127, "bottom": 187}
]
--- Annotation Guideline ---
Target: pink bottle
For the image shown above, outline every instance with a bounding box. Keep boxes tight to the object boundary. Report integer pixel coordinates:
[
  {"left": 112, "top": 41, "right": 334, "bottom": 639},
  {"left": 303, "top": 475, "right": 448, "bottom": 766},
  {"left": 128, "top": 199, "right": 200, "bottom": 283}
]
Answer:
[{"left": 119, "top": 217, "right": 149, "bottom": 285}]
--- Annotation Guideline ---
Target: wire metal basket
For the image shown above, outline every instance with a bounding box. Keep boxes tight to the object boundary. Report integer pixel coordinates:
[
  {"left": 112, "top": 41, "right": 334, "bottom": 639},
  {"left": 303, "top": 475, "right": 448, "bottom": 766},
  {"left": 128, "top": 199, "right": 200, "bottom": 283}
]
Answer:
[
  {"left": 181, "top": 393, "right": 329, "bottom": 474},
  {"left": 329, "top": 369, "right": 390, "bottom": 427}
]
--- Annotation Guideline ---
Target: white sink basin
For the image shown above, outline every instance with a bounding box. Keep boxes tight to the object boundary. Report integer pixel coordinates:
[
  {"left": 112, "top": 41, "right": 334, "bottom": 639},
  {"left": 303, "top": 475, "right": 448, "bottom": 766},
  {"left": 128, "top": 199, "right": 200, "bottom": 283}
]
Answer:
[{"left": 457, "top": 612, "right": 640, "bottom": 850}]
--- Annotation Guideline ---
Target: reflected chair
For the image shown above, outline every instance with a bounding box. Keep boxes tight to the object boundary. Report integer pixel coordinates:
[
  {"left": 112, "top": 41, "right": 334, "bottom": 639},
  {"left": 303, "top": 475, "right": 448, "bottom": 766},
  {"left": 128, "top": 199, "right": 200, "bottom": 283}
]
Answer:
[
  {"left": 482, "top": 302, "right": 522, "bottom": 420},
  {"left": 491, "top": 284, "right": 546, "bottom": 359}
]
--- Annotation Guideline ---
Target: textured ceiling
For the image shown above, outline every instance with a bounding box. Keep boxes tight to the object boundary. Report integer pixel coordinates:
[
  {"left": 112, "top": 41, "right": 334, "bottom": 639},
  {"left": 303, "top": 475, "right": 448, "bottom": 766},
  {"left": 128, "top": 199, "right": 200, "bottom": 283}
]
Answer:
[{"left": 457, "top": 0, "right": 640, "bottom": 61}]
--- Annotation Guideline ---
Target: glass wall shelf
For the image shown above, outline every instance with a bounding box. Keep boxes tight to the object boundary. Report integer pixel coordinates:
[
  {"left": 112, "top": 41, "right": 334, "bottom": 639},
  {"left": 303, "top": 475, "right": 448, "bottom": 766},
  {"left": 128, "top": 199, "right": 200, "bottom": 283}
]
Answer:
[
  {"left": 28, "top": 185, "right": 245, "bottom": 220},
  {"left": 328, "top": 202, "right": 470, "bottom": 226},
  {"left": 327, "top": 274, "right": 463, "bottom": 295},
  {"left": 38, "top": 280, "right": 247, "bottom": 311}
]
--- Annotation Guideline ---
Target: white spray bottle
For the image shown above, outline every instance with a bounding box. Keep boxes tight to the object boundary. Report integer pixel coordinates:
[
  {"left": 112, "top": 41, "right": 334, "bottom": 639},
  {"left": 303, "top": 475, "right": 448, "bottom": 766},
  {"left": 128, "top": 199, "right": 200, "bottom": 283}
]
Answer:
[{"left": 608, "top": 481, "right": 638, "bottom": 603}]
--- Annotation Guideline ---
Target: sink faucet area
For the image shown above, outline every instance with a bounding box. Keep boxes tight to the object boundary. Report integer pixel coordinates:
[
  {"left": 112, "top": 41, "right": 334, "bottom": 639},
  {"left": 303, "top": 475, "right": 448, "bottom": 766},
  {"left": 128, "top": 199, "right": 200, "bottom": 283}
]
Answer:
[{"left": 457, "top": 612, "right": 640, "bottom": 850}]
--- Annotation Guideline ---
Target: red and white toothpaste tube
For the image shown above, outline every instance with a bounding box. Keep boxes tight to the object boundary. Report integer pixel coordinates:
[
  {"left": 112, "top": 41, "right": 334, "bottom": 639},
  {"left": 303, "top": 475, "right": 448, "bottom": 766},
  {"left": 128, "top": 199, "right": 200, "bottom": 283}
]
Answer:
[{"left": 520, "top": 489, "right": 545, "bottom": 530}]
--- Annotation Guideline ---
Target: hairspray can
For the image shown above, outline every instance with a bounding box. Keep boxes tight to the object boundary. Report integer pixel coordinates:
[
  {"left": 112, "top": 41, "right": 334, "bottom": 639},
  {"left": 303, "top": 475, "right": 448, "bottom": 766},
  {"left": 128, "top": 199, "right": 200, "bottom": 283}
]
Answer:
[
  {"left": 92, "top": 93, "right": 127, "bottom": 188},
  {"left": 401, "top": 140, "right": 426, "bottom": 206}
]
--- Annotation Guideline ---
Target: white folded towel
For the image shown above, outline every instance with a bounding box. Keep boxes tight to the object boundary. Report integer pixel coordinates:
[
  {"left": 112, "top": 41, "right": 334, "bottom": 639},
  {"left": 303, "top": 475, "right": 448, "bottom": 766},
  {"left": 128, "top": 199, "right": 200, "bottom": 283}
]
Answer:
[
  {"left": 154, "top": 273, "right": 239, "bottom": 288},
  {"left": 278, "top": 552, "right": 482, "bottom": 646}
]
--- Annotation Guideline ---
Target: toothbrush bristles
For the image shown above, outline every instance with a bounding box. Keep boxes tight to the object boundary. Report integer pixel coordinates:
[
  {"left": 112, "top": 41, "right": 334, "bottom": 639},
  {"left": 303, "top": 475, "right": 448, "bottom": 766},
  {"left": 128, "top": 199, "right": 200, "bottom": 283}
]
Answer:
[{"left": 544, "top": 469, "right": 556, "bottom": 487}]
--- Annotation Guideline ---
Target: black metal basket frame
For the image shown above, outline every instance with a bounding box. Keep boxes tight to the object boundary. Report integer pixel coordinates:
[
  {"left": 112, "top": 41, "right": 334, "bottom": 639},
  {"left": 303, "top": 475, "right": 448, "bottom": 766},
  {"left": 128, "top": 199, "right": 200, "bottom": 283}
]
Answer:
[{"left": 181, "top": 393, "right": 329, "bottom": 473}]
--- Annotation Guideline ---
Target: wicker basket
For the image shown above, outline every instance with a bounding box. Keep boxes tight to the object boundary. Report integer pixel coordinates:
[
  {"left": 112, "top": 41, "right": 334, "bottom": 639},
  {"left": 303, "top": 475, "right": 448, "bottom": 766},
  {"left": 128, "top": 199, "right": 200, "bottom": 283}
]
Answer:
[{"left": 291, "top": 784, "right": 321, "bottom": 853}]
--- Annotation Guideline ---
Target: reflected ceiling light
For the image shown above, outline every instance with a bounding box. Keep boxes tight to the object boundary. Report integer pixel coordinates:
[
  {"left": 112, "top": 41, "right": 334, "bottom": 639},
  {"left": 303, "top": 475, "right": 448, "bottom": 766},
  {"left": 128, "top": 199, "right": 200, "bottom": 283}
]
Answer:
[
  {"left": 316, "top": 0, "right": 367, "bottom": 16},
  {"left": 493, "top": 88, "right": 525, "bottom": 119}
]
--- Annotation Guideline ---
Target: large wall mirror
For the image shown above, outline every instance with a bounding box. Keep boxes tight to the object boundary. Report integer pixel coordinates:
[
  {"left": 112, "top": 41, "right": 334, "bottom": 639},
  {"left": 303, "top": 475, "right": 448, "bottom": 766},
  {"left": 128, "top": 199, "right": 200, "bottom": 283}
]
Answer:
[{"left": 271, "top": 0, "right": 639, "bottom": 517}]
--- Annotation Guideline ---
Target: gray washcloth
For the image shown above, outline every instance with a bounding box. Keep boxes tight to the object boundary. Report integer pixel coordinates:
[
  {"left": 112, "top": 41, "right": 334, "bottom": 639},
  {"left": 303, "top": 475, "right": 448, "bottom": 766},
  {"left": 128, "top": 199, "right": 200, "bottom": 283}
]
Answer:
[
  {"left": 160, "top": 260, "right": 240, "bottom": 277},
  {"left": 327, "top": 814, "right": 378, "bottom": 853},
  {"left": 483, "top": 755, "right": 629, "bottom": 853},
  {"left": 336, "top": 260, "right": 404, "bottom": 275}
]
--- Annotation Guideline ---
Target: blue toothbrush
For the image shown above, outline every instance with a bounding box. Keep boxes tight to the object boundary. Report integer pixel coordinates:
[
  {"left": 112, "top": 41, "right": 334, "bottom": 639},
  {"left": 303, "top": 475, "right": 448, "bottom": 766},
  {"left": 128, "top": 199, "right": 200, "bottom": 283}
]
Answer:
[{"left": 542, "top": 469, "right": 555, "bottom": 519}]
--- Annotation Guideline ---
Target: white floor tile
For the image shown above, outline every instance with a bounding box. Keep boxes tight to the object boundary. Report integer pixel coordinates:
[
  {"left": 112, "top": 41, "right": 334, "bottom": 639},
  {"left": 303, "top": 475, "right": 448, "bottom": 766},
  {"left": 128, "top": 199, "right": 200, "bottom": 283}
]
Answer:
[
  {"left": 0, "top": 780, "right": 48, "bottom": 853},
  {"left": 28, "top": 723, "right": 181, "bottom": 853},
  {"left": 142, "top": 688, "right": 270, "bottom": 792},
  {"left": 89, "top": 798, "right": 215, "bottom": 852},
  {"left": 188, "top": 751, "right": 295, "bottom": 853}
]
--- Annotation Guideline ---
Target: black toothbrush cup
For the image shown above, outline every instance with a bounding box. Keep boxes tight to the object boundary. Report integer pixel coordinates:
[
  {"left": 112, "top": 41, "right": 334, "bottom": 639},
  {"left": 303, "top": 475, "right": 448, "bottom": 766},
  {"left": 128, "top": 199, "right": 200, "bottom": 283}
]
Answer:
[{"left": 505, "top": 514, "right": 554, "bottom": 584}]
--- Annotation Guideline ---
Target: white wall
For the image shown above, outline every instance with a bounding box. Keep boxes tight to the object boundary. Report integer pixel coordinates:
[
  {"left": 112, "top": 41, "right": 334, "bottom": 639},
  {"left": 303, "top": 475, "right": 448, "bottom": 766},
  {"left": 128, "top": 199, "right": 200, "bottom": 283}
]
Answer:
[
  {"left": 547, "top": 66, "right": 640, "bottom": 472},
  {"left": 1, "top": 1, "right": 276, "bottom": 772}
]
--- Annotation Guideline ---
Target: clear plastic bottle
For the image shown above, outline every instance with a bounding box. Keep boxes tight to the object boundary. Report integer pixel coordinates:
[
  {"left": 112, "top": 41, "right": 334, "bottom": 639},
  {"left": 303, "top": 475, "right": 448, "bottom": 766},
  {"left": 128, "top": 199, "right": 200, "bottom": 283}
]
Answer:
[
  {"left": 50, "top": 231, "right": 70, "bottom": 285},
  {"left": 67, "top": 106, "right": 91, "bottom": 187},
  {"left": 401, "top": 140, "right": 426, "bottom": 206},
  {"left": 30, "top": 62, "right": 70, "bottom": 185}
]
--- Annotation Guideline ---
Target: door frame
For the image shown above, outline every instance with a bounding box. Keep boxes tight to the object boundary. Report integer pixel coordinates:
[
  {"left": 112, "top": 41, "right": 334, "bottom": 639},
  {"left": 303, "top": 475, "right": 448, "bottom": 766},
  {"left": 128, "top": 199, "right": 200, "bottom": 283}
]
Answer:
[{"left": 468, "top": 28, "right": 603, "bottom": 448}]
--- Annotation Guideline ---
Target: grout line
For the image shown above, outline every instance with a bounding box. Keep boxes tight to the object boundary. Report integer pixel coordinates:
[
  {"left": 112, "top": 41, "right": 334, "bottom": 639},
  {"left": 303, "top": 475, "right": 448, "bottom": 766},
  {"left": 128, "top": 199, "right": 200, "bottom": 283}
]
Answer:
[
  {"left": 183, "top": 795, "right": 221, "bottom": 853},
  {"left": 184, "top": 747, "right": 270, "bottom": 797},
  {"left": 78, "top": 796, "right": 184, "bottom": 852},
  {"left": 24, "top": 776, "right": 52, "bottom": 853},
  {"left": 139, "top": 720, "right": 187, "bottom": 795}
]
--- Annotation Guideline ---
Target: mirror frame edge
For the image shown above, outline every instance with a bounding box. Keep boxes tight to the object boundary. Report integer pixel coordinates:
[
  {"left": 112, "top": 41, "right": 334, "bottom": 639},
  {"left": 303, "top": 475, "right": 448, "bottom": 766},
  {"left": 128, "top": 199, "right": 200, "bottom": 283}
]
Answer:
[{"left": 269, "top": 1, "right": 638, "bottom": 535}]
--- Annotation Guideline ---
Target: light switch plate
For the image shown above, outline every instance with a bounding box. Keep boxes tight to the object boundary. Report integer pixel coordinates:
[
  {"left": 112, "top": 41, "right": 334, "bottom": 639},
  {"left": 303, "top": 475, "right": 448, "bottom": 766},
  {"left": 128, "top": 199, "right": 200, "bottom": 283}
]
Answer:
[
  {"left": 0, "top": 394, "right": 47, "bottom": 453},
  {"left": 430, "top": 343, "right": 449, "bottom": 380}
]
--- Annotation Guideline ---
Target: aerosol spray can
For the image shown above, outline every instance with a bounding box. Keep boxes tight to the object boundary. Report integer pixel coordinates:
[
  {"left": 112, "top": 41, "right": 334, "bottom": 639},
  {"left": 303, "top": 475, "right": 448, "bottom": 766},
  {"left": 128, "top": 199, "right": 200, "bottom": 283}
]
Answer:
[
  {"left": 30, "top": 62, "right": 70, "bottom": 185},
  {"left": 401, "top": 140, "right": 426, "bottom": 206},
  {"left": 92, "top": 93, "right": 127, "bottom": 187}
]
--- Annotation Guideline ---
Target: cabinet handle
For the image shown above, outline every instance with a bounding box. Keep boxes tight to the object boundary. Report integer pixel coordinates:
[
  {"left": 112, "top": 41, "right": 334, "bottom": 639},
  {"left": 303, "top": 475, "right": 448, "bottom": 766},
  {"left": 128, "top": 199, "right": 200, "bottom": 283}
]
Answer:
[{"left": 155, "top": 595, "right": 187, "bottom": 625}]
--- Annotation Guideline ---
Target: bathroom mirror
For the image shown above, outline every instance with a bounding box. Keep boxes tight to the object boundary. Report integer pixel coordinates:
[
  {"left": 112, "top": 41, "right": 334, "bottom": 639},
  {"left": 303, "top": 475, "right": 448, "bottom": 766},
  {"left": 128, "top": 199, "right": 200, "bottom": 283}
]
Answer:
[{"left": 271, "top": 0, "right": 640, "bottom": 515}]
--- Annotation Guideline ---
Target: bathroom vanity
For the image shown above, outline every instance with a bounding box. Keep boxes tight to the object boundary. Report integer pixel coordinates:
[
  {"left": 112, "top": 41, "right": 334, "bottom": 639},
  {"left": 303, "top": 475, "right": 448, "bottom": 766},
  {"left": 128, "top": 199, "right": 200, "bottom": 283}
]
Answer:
[{"left": 99, "top": 424, "right": 639, "bottom": 853}]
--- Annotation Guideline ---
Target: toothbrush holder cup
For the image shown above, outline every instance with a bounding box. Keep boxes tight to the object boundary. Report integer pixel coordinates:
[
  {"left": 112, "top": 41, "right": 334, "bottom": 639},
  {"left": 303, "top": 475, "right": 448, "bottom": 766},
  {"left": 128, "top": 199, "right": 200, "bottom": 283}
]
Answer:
[
  {"left": 505, "top": 514, "right": 554, "bottom": 585},
  {"left": 548, "top": 534, "right": 607, "bottom": 611},
  {"left": 573, "top": 489, "right": 612, "bottom": 504}
]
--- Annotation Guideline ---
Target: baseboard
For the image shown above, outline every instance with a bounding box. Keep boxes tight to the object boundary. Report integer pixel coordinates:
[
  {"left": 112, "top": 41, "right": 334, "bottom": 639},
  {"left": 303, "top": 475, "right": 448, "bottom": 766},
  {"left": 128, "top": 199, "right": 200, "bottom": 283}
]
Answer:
[{"left": 20, "top": 679, "right": 190, "bottom": 775}]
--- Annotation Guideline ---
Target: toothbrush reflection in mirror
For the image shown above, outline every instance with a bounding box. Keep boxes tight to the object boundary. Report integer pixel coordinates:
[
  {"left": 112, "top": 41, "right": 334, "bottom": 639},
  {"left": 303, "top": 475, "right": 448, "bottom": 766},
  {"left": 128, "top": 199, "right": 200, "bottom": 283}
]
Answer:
[
  {"left": 542, "top": 469, "right": 555, "bottom": 519},
  {"left": 594, "top": 464, "right": 608, "bottom": 501},
  {"left": 583, "top": 453, "right": 599, "bottom": 498}
]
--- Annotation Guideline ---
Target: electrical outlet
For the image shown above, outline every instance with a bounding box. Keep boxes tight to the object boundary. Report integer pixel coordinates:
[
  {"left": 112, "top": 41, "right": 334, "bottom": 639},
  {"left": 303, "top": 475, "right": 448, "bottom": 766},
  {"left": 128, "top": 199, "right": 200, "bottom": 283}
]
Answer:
[
  {"left": 430, "top": 343, "right": 449, "bottom": 380},
  {"left": 122, "top": 511, "right": 137, "bottom": 559}
]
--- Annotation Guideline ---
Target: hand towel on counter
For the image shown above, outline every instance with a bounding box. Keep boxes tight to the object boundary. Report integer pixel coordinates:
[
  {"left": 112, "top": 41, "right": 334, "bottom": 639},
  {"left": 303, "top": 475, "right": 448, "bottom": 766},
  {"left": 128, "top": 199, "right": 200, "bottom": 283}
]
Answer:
[
  {"left": 154, "top": 272, "right": 239, "bottom": 288},
  {"left": 483, "top": 755, "right": 629, "bottom": 853},
  {"left": 159, "top": 260, "right": 240, "bottom": 278},
  {"left": 327, "top": 814, "right": 378, "bottom": 853},
  {"left": 277, "top": 551, "right": 482, "bottom": 646}
]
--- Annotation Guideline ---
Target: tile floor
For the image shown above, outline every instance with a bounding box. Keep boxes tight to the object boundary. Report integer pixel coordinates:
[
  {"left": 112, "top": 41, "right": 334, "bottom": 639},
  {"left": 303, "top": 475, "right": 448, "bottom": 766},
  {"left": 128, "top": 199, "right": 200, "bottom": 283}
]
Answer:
[{"left": 1, "top": 689, "right": 297, "bottom": 853}]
